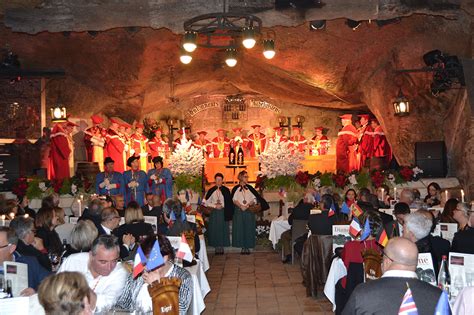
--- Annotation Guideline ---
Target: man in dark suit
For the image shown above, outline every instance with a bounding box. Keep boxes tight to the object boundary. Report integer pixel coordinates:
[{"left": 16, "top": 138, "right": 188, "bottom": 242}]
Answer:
[
  {"left": 367, "top": 193, "right": 393, "bottom": 226},
  {"left": 0, "top": 227, "right": 51, "bottom": 294},
  {"left": 385, "top": 202, "right": 411, "bottom": 238},
  {"left": 343, "top": 237, "right": 443, "bottom": 315},
  {"left": 308, "top": 194, "right": 336, "bottom": 235}
]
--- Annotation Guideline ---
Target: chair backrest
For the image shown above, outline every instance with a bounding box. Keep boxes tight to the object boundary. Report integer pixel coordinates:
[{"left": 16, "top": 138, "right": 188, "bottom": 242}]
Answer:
[{"left": 291, "top": 219, "right": 308, "bottom": 244}]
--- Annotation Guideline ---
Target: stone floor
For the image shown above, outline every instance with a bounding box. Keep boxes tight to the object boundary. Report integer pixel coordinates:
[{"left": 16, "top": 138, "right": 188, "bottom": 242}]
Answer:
[{"left": 202, "top": 251, "right": 334, "bottom": 315}]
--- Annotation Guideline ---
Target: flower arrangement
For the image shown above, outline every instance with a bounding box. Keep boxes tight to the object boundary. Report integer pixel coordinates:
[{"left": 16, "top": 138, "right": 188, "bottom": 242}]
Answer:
[
  {"left": 295, "top": 171, "right": 311, "bottom": 188},
  {"left": 370, "top": 170, "right": 385, "bottom": 188},
  {"left": 168, "top": 135, "right": 206, "bottom": 192},
  {"left": 332, "top": 173, "right": 348, "bottom": 188},
  {"left": 12, "top": 175, "right": 95, "bottom": 199}
]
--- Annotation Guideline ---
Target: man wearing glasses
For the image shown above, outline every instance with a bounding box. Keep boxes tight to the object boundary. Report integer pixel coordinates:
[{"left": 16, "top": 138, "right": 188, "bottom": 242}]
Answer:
[
  {"left": 58, "top": 234, "right": 127, "bottom": 312},
  {"left": 0, "top": 226, "right": 50, "bottom": 295}
]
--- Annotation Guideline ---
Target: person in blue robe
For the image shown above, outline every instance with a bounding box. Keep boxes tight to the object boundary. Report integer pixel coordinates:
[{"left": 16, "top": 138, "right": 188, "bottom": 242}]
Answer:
[
  {"left": 147, "top": 156, "right": 173, "bottom": 201},
  {"left": 95, "top": 157, "right": 124, "bottom": 196},
  {"left": 123, "top": 156, "right": 148, "bottom": 207}
]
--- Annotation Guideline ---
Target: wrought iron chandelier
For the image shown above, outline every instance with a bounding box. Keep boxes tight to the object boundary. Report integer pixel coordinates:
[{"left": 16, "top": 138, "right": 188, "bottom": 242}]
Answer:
[{"left": 180, "top": 6, "right": 275, "bottom": 67}]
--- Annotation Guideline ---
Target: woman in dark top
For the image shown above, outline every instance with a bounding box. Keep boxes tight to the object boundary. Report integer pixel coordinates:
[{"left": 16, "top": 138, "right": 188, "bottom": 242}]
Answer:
[
  {"left": 424, "top": 182, "right": 441, "bottom": 207},
  {"left": 35, "top": 207, "right": 62, "bottom": 256},
  {"left": 10, "top": 216, "right": 52, "bottom": 271},
  {"left": 440, "top": 198, "right": 458, "bottom": 223}
]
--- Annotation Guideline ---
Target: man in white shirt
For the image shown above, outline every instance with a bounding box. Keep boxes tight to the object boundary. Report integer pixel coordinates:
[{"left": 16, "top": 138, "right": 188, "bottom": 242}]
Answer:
[
  {"left": 342, "top": 237, "right": 443, "bottom": 314},
  {"left": 58, "top": 234, "right": 127, "bottom": 311}
]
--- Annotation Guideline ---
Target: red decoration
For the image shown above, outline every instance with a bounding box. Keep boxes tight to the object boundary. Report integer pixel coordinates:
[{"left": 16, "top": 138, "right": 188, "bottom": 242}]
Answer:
[
  {"left": 370, "top": 170, "right": 385, "bottom": 188},
  {"left": 12, "top": 177, "right": 28, "bottom": 198},
  {"left": 295, "top": 171, "right": 311, "bottom": 188},
  {"left": 332, "top": 173, "right": 348, "bottom": 188},
  {"left": 399, "top": 166, "right": 415, "bottom": 182},
  {"left": 255, "top": 175, "right": 267, "bottom": 190},
  {"left": 51, "top": 179, "right": 63, "bottom": 193}
]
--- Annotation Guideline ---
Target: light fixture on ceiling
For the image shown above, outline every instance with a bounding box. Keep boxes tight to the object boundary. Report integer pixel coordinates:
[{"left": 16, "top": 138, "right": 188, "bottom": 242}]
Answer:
[
  {"left": 263, "top": 39, "right": 275, "bottom": 59},
  {"left": 393, "top": 89, "right": 410, "bottom": 116},
  {"left": 179, "top": 48, "right": 192, "bottom": 64},
  {"left": 309, "top": 20, "right": 326, "bottom": 30},
  {"left": 51, "top": 105, "right": 67, "bottom": 123},
  {"left": 225, "top": 49, "right": 238, "bottom": 67},
  {"left": 180, "top": 9, "right": 275, "bottom": 65},
  {"left": 183, "top": 31, "right": 197, "bottom": 52},
  {"left": 346, "top": 19, "right": 361, "bottom": 30}
]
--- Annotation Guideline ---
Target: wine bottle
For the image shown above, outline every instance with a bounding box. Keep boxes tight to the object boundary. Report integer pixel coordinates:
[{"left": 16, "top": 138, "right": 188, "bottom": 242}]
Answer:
[
  {"left": 229, "top": 145, "right": 236, "bottom": 165},
  {"left": 437, "top": 255, "right": 451, "bottom": 297},
  {"left": 237, "top": 144, "right": 244, "bottom": 165},
  {"left": 6, "top": 279, "right": 12, "bottom": 298}
]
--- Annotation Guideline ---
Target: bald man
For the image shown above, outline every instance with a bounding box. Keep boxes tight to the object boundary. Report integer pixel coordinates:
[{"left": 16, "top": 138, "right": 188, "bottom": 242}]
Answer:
[{"left": 342, "top": 238, "right": 443, "bottom": 315}]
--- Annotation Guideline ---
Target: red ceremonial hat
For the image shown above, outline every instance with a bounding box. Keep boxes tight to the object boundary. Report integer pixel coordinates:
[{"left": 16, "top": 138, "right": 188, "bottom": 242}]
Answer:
[
  {"left": 197, "top": 131, "right": 208, "bottom": 136},
  {"left": 370, "top": 117, "right": 379, "bottom": 123},
  {"left": 91, "top": 114, "right": 103, "bottom": 124},
  {"left": 232, "top": 127, "right": 242, "bottom": 132},
  {"left": 121, "top": 121, "right": 132, "bottom": 128},
  {"left": 109, "top": 117, "right": 120, "bottom": 124},
  {"left": 292, "top": 126, "right": 301, "bottom": 130},
  {"left": 251, "top": 124, "right": 261, "bottom": 129},
  {"left": 339, "top": 114, "right": 353, "bottom": 120},
  {"left": 358, "top": 114, "right": 370, "bottom": 120},
  {"left": 273, "top": 127, "right": 282, "bottom": 131},
  {"left": 153, "top": 128, "right": 162, "bottom": 133},
  {"left": 216, "top": 128, "right": 226, "bottom": 133},
  {"left": 314, "top": 126, "right": 324, "bottom": 131},
  {"left": 177, "top": 129, "right": 184, "bottom": 135},
  {"left": 135, "top": 123, "right": 144, "bottom": 129}
]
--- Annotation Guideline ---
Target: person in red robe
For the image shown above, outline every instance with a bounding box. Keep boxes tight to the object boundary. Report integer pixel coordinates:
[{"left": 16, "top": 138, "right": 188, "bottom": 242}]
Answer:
[
  {"left": 148, "top": 128, "right": 168, "bottom": 160},
  {"left": 118, "top": 119, "right": 132, "bottom": 165},
  {"left": 357, "top": 114, "right": 374, "bottom": 170},
  {"left": 271, "top": 127, "right": 288, "bottom": 143},
  {"left": 84, "top": 114, "right": 106, "bottom": 170},
  {"left": 49, "top": 122, "right": 71, "bottom": 180},
  {"left": 211, "top": 129, "right": 230, "bottom": 158},
  {"left": 289, "top": 126, "right": 307, "bottom": 154},
  {"left": 105, "top": 117, "right": 126, "bottom": 173},
  {"left": 371, "top": 118, "right": 392, "bottom": 169},
  {"left": 310, "top": 127, "right": 329, "bottom": 156},
  {"left": 131, "top": 122, "right": 149, "bottom": 171},
  {"left": 336, "top": 114, "right": 358, "bottom": 174},
  {"left": 193, "top": 131, "right": 212, "bottom": 157},
  {"left": 230, "top": 128, "right": 249, "bottom": 150},
  {"left": 248, "top": 125, "right": 266, "bottom": 157}
]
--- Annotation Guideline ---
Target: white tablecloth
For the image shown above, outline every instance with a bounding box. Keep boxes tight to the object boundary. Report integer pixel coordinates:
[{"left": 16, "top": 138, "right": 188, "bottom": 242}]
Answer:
[
  {"left": 198, "top": 235, "right": 209, "bottom": 272},
  {"left": 323, "top": 257, "right": 347, "bottom": 312},
  {"left": 185, "top": 259, "right": 211, "bottom": 315},
  {"left": 268, "top": 217, "right": 291, "bottom": 249}
]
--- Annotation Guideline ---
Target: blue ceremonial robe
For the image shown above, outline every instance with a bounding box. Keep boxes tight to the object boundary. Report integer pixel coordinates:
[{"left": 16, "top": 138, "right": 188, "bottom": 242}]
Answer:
[
  {"left": 123, "top": 170, "right": 148, "bottom": 207},
  {"left": 147, "top": 168, "right": 173, "bottom": 200},
  {"left": 95, "top": 171, "right": 124, "bottom": 196}
]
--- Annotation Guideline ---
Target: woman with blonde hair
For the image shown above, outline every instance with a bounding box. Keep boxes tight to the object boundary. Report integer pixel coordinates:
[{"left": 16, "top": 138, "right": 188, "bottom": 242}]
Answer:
[
  {"left": 63, "top": 220, "right": 99, "bottom": 258},
  {"left": 38, "top": 271, "right": 93, "bottom": 315}
]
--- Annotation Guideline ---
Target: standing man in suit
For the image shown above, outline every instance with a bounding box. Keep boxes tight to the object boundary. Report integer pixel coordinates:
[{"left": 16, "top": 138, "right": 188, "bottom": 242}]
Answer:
[
  {"left": 343, "top": 237, "right": 443, "bottom": 315},
  {"left": 385, "top": 202, "right": 410, "bottom": 238}
]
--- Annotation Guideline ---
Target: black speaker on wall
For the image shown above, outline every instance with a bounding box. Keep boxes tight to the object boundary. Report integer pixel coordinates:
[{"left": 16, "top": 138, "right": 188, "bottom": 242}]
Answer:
[{"left": 415, "top": 141, "right": 447, "bottom": 178}]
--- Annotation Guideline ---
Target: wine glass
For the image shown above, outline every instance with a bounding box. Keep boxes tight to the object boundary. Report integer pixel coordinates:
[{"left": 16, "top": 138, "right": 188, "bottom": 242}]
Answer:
[{"left": 48, "top": 252, "right": 61, "bottom": 272}]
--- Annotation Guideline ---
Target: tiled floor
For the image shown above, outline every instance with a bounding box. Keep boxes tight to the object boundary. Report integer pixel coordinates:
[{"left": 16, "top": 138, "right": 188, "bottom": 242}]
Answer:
[{"left": 202, "top": 251, "right": 334, "bottom": 315}]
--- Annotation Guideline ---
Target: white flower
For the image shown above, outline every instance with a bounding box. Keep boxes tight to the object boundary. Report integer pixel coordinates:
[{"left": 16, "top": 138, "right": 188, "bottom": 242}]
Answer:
[
  {"left": 168, "top": 138, "right": 206, "bottom": 176},
  {"left": 412, "top": 167, "right": 423, "bottom": 175},
  {"left": 258, "top": 140, "right": 304, "bottom": 178},
  {"left": 71, "top": 184, "right": 77, "bottom": 194},
  {"left": 348, "top": 174, "right": 358, "bottom": 185},
  {"left": 39, "top": 182, "right": 47, "bottom": 192},
  {"left": 312, "top": 178, "right": 321, "bottom": 188},
  {"left": 387, "top": 174, "right": 396, "bottom": 184}
]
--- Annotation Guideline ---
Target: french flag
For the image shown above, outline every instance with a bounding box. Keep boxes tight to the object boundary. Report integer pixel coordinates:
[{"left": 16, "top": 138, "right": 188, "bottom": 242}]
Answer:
[
  {"left": 349, "top": 217, "right": 362, "bottom": 238},
  {"left": 133, "top": 246, "right": 147, "bottom": 278},
  {"left": 328, "top": 203, "right": 336, "bottom": 217},
  {"left": 176, "top": 234, "right": 193, "bottom": 262}
]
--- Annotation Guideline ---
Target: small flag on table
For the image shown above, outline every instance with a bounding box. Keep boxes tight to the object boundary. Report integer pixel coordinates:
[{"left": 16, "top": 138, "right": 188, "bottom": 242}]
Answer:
[
  {"left": 376, "top": 227, "right": 389, "bottom": 247},
  {"left": 133, "top": 245, "right": 147, "bottom": 278},
  {"left": 351, "top": 203, "right": 363, "bottom": 218},
  {"left": 434, "top": 290, "right": 451, "bottom": 315},
  {"left": 177, "top": 234, "right": 194, "bottom": 262},
  {"left": 360, "top": 218, "right": 371, "bottom": 240},
  {"left": 398, "top": 285, "right": 418, "bottom": 315},
  {"left": 146, "top": 240, "right": 165, "bottom": 271},
  {"left": 341, "top": 202, "right": 350, "bottom": 214},
  {"left": 328, "top": 203, "right": 335, "bottom": 217},
  {"left": 349, "top": 217, "right": 362, "bottom": 238}
]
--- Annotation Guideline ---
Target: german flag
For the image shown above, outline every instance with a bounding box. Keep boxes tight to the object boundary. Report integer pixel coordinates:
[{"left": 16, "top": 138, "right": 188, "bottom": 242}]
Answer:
[
  {"left": 376, "top": 227, "right": 389, "bottom": 247},
  {"left": 351, "top": 203, "right": 363, "bottom": 218}
]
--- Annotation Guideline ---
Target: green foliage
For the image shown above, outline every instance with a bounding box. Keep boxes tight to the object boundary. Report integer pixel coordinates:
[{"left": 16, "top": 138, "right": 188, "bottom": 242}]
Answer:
[
  {"left": 59, "top": 178, "right": 72, "bottom": 195},
  {"left": 356, "top": 172, "right": 371, "bottom": 189},
  {"left": 26, "top": 178, "right": 43, "bottom": 199},
  {"left": 174, "top": 174, "right": 203, "bottom": 193},
  {"left": 265, "top": 175, "right": 298, "bottom": 190},
  {"left": 319, "top": 172, "right": 334, "bottom": 187}
]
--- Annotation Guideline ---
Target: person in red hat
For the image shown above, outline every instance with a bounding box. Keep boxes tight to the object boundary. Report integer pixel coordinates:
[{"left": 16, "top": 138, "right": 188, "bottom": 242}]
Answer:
[
  {"left": 147, "top": 128, "right": 168, "bottom": 164},
  {"left": 289, "top": 126, "right": 307, "bottom": 154},
  {"left": 173, "top": 128, "right": 190, "bottom": 149},
  {"left": 193, "top": 131, "right": 212, "bottom": 157},
  {"left": 248, "top": 125, "right": 266, "bottom": 157},
  {"left": 105, "top": 117, "right": 126, "bottom": 172},
  {"left": 49, "top": 122, "right": 71, "bottom": 180},
  {"left": 131, "top": 122, "right": 149, "bottom": 171},
  {"left": 357, "top": 114, "right": 374, "bottom": 169},
  {"left": 84, "top": 114, "right": 106, "bottom": 171},
  {"left": 336, "top": 114, "right": 358, "bottom": 173},
  {"left": 271, "top": 127, "right": 288, "bottom": 143},
  {"left": 211, "top": 129, "right": 230, "bottom": 158},
  {"left": 123, "top": 156, "right": 148, "bottom": 207},
  {"left": 310, "top": 127, "right": 329, "bottom": 156},
  {"left": 370, "top": 118, "right": 392, "bottom": 169}
]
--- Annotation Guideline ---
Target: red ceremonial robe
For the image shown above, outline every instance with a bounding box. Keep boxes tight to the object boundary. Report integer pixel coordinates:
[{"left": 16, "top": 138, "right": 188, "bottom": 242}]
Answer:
[
  {"left": 211, "top": 137, "right": 230, "bottom": 158},
  {"left": 289, "top": 135, "right": 307, "bottom": 154},
  {"left": 193, "top": 139, "right": 212, "bottom": 157},
  {"left": 148, "top": 137, "right": 168, "bottom": 159},
  {"left": 358, "top": 124, "right": 374, "bottom": 169},
  {"left": 84, "top": 126, "right": 105, "bottom": 162},
  {"left": 247, "top": 133, "right": 266, "bottom": 157},
  {"left": 311, "top": 135, "right": 329, "bottom": 155},
  {"left": 49, "top": 124, "right": 71, "bottom": 180},
  {"left": 105, "top": 128, "right": 125, "bottom": 173},
  {"left": 372, "top": 126, "right": 392, "bottom": 165},
  {"left": 336, "top": 125, "right": 358, "bottom": 174}
]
